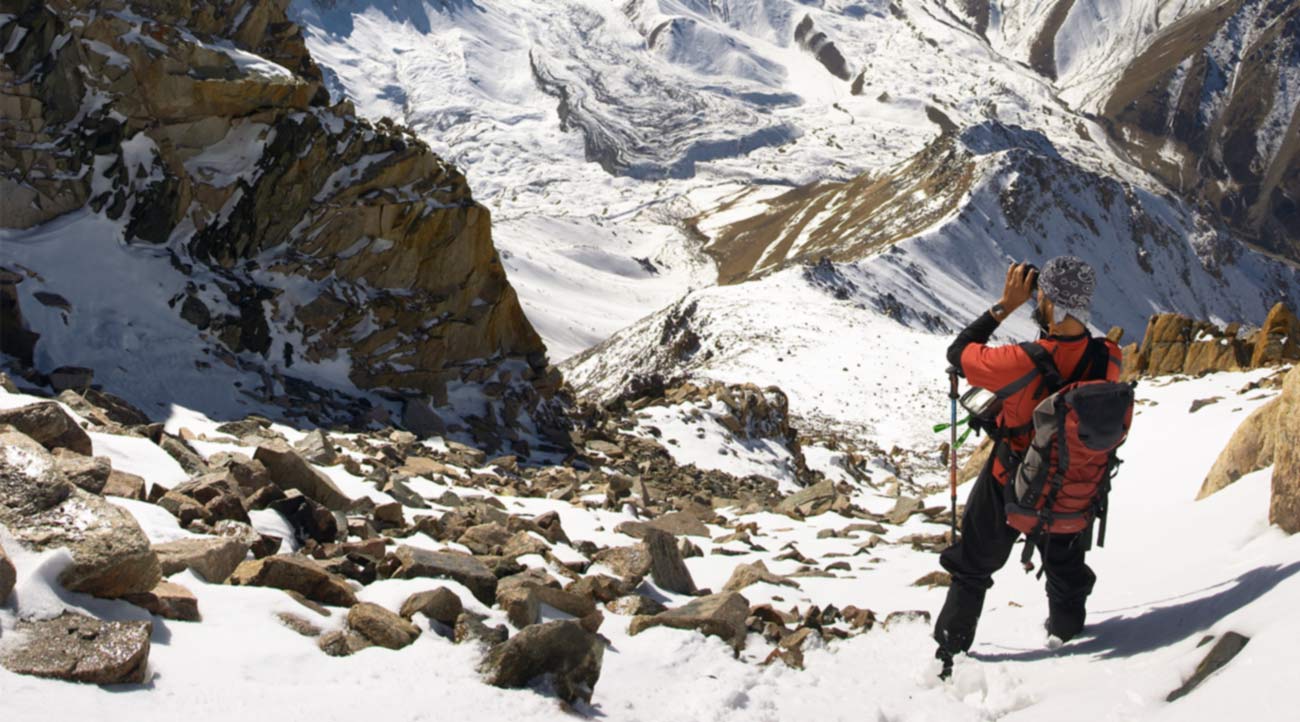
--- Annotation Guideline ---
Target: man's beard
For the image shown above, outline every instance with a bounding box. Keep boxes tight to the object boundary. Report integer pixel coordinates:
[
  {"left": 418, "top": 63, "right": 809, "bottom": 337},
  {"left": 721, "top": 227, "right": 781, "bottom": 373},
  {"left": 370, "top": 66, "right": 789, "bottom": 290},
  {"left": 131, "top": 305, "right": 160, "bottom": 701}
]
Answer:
[{"left": 1032, "top": 303, "right": 1051, "bottom": 337}]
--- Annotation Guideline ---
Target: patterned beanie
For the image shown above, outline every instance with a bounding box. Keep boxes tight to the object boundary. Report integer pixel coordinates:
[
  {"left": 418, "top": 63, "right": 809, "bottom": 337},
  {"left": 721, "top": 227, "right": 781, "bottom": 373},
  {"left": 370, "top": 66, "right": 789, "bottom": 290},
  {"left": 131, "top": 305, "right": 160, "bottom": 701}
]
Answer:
[{"left": 1038, "top": 256, "right": 1096, "bottom": 324}]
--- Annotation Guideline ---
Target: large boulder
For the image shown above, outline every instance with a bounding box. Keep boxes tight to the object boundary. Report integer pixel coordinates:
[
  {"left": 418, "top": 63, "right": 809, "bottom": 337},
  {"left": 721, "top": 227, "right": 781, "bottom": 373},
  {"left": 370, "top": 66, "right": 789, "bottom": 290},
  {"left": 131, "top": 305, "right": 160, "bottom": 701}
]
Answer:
[
  {"left": 379, "top": 546, "right": 497, "bottom": 605},
  {"left": 154, "top": 536, "right": 250, "bottom": 582},
  {"left": 0, "top": 538, "right": 14, "bottom": 605},
  {"left": 0, "top": 402, "right": 93, "bottom": 456},
  {"left": 347, "top": 602, "right": 421, "bottom": 650},
  {"left": 228, "top": 555, "right": 357, "bottom": 606},
  {"left": 482, "top": 620, "right": 605, "bottom": 704},
  {"left": 1251, "top": 303, "right": 1300, "bottom": 368},
  {"left": 0, "top": 432, "right": 160, "bottom": 597},
  {"left": 1198, "top": 399, "right": 1281, "bottom": 499},
  {"left": 1269, "top": 366, "right": 1300, "bottom": 533},
  {"left": 627, "top": 591, "right": 751, "bottom": 652},
  {"left": 254, "top": 443, "right": 351, "bottom": 511},
  {"left": 0, "top": 612, "right": 151, "bottom": 684},
  {"left": 400, "top": 587, "right": 463, "bottom": 624}
]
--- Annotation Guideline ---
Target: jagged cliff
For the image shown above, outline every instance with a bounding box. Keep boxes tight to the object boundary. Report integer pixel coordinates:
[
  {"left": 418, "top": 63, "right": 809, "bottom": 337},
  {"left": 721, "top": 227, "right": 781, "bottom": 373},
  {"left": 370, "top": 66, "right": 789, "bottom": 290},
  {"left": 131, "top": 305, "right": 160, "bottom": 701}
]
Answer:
[{"left": 0, "top": 0, "right": 562, "bottom": 452}]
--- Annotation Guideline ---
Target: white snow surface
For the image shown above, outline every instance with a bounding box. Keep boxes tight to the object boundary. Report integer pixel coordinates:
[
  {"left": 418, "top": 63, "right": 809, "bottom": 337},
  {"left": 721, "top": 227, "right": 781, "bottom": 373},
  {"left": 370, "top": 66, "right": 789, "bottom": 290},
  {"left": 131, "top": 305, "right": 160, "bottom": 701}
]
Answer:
[{"left": 2, "top": 358, "right": 1296, "bottom": 721}]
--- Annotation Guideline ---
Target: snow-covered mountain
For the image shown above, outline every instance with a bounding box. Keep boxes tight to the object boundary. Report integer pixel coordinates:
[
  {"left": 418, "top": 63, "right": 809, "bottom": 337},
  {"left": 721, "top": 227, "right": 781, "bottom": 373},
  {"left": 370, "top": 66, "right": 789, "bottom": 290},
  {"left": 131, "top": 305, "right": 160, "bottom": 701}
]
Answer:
[{"left": 291, "top": 0, "right": 1299, "bottom": 368}]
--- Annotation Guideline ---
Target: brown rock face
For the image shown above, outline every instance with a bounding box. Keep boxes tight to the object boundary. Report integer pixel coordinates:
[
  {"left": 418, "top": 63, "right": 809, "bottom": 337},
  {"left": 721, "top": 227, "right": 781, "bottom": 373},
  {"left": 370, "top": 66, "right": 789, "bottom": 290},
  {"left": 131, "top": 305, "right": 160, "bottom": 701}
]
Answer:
[
  {"left": 379, "top": 546, "right": 497, "bottom": 605},
  {"left": 0, "top": 432, "right": 161, "bottom": 598},
  {"left": 1199, "top": 398, "right": 1281, "bottom": 499},
  {"left": 1268, "top": 366, "right": 1300, "bottom": 533},
  {"left": 0, "top": 0, "right": 558, "bottom": 447},
  {"left": 1128, "top": 313, "right": 1252, "bottom": 378},
  {"left": 0, "top": 612, "right": 151, "bottom": 684},
  {"left": 254, "top": 443, "right": 351, "bottom": 511}
]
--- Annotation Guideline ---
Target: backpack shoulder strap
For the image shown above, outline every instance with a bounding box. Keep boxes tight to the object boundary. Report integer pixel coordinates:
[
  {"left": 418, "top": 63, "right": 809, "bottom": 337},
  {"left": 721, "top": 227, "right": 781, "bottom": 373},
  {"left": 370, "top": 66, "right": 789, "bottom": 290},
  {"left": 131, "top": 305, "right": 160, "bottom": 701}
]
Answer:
[{"left": 1018, "top": 341, "right": 1065, "bottom": 395}]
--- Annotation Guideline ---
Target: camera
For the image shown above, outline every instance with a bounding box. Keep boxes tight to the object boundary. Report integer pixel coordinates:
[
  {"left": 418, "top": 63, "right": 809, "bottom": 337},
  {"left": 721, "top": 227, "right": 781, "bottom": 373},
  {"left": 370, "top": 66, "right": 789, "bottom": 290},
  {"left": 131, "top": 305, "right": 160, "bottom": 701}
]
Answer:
[{"left": 1025, "top": 263, "right": 1040, "bottom": 292}]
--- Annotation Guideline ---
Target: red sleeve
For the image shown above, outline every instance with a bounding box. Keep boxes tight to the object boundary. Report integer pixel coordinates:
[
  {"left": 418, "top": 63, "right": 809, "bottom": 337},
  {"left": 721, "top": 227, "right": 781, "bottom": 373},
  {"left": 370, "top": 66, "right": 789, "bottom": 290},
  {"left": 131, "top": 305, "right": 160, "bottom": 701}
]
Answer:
[{"left": 960, "top": 342, "right": 1035, "bottom": 392}]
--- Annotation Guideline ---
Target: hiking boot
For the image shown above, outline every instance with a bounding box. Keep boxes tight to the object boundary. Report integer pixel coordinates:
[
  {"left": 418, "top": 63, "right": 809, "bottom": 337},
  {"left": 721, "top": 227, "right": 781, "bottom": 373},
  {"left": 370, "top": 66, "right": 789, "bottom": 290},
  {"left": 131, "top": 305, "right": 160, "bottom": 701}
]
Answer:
[
  {"left": 935, "top": 646, "right": 954, "bottom": 680},
  {"left": 1043, "top": 618, "right": 1064, "bottom": 651}
]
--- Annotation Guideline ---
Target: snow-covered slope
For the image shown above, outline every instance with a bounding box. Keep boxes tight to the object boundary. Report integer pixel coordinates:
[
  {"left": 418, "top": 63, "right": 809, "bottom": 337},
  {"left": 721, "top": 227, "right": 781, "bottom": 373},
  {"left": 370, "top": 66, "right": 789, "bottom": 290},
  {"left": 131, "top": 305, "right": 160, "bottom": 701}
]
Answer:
[{"left": 3, "top": 356, "right": 1295, "bottom": 721}]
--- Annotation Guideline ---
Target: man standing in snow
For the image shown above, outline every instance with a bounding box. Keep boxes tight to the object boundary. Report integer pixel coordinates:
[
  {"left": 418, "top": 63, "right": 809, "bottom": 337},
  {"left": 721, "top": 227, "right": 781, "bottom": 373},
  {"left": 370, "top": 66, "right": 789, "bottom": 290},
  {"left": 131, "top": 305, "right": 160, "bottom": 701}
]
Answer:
[{"left": 933, "top": 256, "right": 1122, "bottom": 676}]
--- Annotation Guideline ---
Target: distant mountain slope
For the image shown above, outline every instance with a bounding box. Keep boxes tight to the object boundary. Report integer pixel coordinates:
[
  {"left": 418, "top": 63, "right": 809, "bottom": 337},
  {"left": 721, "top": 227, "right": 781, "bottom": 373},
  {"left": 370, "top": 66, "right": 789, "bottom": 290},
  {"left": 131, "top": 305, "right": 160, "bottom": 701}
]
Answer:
[{"left": 0, "top": 0, "right": 560, "bottom": 451}]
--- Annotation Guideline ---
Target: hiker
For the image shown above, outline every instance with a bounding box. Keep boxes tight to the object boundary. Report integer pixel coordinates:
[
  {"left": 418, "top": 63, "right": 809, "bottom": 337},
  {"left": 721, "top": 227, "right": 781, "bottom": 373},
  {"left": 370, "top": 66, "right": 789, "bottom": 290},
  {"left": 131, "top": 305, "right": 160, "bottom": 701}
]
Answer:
[{"left": 933, "top": 256, "right": 1125, "bottom": 674}]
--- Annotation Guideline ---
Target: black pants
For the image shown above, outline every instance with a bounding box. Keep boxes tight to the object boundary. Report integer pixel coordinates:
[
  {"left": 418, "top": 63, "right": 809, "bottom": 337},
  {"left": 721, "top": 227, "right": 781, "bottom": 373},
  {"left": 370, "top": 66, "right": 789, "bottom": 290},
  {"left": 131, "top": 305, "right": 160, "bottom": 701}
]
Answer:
[{"left": 933, "top": 455, "right": 1096, "bottom": 654}]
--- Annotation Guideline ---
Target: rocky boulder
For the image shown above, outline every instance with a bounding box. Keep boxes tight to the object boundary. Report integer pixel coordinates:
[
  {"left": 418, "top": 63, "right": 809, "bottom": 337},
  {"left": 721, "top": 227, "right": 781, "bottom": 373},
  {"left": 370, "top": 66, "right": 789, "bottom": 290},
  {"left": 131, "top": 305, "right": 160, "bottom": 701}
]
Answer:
[
  {"left": 154, "top": 536, "right": 250, "bottom": 582},
  {"left": 0, "top": 612, "right": 151, "bottom": 684},
  {"left": 379, "top": 546, "right": 497, "bottom": 605},
  {"left": 628, "top": 591, "right": 751, "bottom": 652},
  {"left": 122, "top": 580, "right": 202, "bottom": 621},
  {"left": 0, "top": 432, "right": 160, "bottom": 597},
  {"left": 1269, "top": 366, "right": 1300, "bottom": 533},
  {"left": 775, "top": 479, "right": 840, "bottom": 517},
  {"left": 400, "top": 587, "right": 463, "bottom": 625},
  {"left": 255, "top": 443, "right": 351, "bottom": 511},
  {"left": 482, "top": 619, "right": 605, "bottom": 704},
  {"left": 229, "top": 555, "right": 357, "bottom": 607},
  {"left": 0, "top": 402, "right": 93, "bottom": 456},
  {"left": 1199, "top": 399, "right": 1281, "bottom": 499},
  {"left": 347, "top": 602, "right": 421, "bottom": 650}
]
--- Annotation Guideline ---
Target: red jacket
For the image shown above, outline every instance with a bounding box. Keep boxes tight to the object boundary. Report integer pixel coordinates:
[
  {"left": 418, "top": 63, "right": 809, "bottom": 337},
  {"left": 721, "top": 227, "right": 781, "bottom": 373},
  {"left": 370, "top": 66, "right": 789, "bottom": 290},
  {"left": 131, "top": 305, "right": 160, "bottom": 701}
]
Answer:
[{"left": 952, "top": 314, "right": 1122, "bottom": 484}]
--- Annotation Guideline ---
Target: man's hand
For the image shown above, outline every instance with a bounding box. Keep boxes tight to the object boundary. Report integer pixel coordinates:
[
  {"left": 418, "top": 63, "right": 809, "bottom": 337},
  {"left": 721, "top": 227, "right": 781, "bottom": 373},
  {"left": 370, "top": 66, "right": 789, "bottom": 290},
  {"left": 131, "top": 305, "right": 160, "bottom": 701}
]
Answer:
[{"left": 997, "top": 262, "right": 1038, "bottom": 315}]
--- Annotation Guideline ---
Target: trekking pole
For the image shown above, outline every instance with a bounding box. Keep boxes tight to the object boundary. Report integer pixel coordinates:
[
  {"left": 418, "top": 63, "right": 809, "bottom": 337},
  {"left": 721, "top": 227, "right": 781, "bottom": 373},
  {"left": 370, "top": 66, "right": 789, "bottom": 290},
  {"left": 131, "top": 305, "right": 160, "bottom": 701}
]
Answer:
[{"left": 947, "top": 367, "right": 959, "bottom": 542}]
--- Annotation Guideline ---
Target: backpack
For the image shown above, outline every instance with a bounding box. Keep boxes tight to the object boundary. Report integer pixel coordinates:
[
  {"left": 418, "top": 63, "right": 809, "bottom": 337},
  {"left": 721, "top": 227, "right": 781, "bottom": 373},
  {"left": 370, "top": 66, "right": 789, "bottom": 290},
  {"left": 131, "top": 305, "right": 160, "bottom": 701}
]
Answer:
[{"left": 1002, "top": 340, "right": 1135, "bottom": 572}]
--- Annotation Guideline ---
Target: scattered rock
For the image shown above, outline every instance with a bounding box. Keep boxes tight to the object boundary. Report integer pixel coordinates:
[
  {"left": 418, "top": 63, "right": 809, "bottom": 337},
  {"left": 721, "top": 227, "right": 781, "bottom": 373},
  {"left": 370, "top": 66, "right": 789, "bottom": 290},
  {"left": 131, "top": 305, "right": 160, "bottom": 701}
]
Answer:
[
  {"left": 347, "top": 602, "right": 421, "bottom": 650},
  {"left": 158, "top": 435, "right": 210, "bottom": 476},
  {"left": 912, "top": 571, "right": 951, "bottom": 588},
  {"left": 400, "top": 587, "right": 463, "bottom": 624},
  {"left": 775, "top": 479, "right": 838, "bottom": 517},
  {"left": 628, "top": 591, "right": 750, "bottom": 651},
  {"left": 154, "top": 537, "right": 250, "bottom": 583},
  {"left": 50, "top": 449, "right": 111, "bottom": 494},
  {"left": 380, "top": 546, "right": 497, "bottom": 605},
  {"left": 607, "top": 594, "right": 667, "bottom": 617},
  {"left": 644, "top": 528, "right": 697, "bottom": 594},
  {"left": 454, "top": 611, "right": 509, "bottom": 646},
  {"left": 1166, "top": 632, "right": 1250, "bottom": 702},
  {"left": 482, "top": 619, "right": 605, "bottom": 704},
  {"left": 722, "top": 560, "right": 799, "bottom": 592},
  {"left": 591, "top": 544, "right": 652, "bottom": 581},
  {"left": 122, "top": 580, "right": 201, "bottom": 621},
  {"left": 229, "top": 555, "right": 358, "bottom": 607},
  {"left": 0, "top": 402, "right": 93, "bottom": 456},
  {"left": 103, "top": 469, "right": 148, "bottom": 500},
  {"left": 277, "top": 612, "right": 322, "bottom": 637},
  {"left": 887, "top": 497, "right": 923, "bottom": 526},
  {"left": 269, "top": 491, "right": 342, "bottom": 545},
  {"left": 294, "top": 429, "right": 338, "bottom": 465},
  {"left": 318, "top": 629, "right": 373, "bottom": 657},
  {"left": 255, "top": 442, "right": 352, "bottom": 510},
  {"left": 0, "top": 612, "right": 151, "bottom": 684}
]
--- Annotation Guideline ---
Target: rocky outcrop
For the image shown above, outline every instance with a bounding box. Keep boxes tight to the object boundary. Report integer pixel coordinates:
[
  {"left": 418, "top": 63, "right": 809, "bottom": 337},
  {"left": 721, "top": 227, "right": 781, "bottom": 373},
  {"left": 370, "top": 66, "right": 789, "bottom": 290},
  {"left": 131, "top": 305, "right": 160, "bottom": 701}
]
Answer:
[
  {"left": 0, "top": 402, "right": 93, "bottom": 456},
  {"left": 0, "top": 612, "right": 152, "bottom": 684},
  {"left": 0, "top": 431, "right": 161, "bottom": 598},
  {"left": 1268, "top": 366, "right": 1300, "bottom": 533},
  {"left": 1125, "top": 305, "right": 1298, "bottom": 380},
  {"left": 0, "top": 0, "right": 562, "bottom": 451}
]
